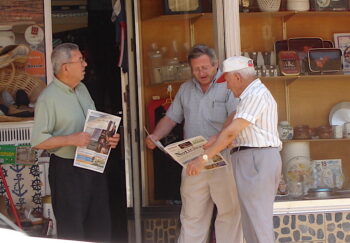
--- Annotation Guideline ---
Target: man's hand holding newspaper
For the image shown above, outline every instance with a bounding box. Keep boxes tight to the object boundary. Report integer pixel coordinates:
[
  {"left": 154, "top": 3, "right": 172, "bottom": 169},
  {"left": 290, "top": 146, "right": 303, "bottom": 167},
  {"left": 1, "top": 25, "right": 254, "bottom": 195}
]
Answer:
[{"left": 145, "top": 128, "right": 228, "bottom": 173}]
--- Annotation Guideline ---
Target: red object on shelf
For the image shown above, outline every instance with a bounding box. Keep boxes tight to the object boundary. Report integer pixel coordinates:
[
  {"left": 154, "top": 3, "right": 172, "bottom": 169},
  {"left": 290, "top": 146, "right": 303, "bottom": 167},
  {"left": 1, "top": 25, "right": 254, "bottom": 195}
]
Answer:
[
  {"left": 0, "top": 165, "right": 22, "bottom": 229},
  {"left": 147, "top": 98, "right": 172, "bottom": 132}
]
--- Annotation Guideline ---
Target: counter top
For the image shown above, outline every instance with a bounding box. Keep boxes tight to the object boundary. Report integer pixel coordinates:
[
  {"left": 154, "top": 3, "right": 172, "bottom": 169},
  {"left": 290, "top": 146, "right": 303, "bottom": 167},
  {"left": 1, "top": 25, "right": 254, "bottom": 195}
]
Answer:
[{"left": 274, "top": 198, "right": 350, "bottom": 214}]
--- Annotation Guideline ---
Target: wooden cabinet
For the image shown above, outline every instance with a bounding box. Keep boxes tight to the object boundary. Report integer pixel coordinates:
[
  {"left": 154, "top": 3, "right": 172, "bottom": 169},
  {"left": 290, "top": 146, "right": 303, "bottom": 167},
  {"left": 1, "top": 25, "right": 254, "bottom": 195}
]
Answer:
[
  {"left": 140, "top": 14, "right": 214, "bottom": 105},
  {"left": 240, "top": 11, "right": 350, "bottom": 189},
  {"left": 139, "top": 0, "right": 215, "bottom": 204}
]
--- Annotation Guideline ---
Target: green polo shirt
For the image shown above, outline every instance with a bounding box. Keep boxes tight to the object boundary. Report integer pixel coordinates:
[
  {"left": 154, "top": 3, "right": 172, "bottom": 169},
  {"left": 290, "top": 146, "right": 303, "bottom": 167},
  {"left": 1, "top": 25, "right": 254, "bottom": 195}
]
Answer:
[{"left": 31, "top": 78, "right": 96, "bottom": 159}]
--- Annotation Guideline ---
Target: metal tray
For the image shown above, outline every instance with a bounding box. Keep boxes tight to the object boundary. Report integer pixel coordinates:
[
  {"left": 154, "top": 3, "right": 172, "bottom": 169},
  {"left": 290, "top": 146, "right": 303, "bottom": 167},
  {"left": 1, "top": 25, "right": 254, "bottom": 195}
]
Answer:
[{"left": 308, "top": 48, "right": 342, "bottom": 72}]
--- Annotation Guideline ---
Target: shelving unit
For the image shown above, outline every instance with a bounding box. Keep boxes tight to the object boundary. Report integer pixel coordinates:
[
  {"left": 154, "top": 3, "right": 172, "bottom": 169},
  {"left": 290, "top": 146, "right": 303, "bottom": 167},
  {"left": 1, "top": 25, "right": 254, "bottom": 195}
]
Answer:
[
  {"left": 141, "top": 12, "right": 214, "bottom": 116},
  {"left": 139, "top": 0, "right": 215, "bottom": 205},
  {"left": 138, "top": 0, "right": 350, "bottom": 204},
  {"left": 51, "top": 0, "right": 86, "bottom": 6},
  {"left": 51, "top": 0, "right": 87, "bottom": 33},
  {"left": 143, "top": 12, "right": 211, "bottom": 22},
  {"left": 261, "top": 73, "right": 350, "bottom": 83},
  {"left": 283, "top": 138, "right": 350, "bottom": 143},
  {"left": 51, "top": 14, "right": 87, "bottom": 33},
  {"left": 240, "top": 10, "right": 350, "bottom": 189}
]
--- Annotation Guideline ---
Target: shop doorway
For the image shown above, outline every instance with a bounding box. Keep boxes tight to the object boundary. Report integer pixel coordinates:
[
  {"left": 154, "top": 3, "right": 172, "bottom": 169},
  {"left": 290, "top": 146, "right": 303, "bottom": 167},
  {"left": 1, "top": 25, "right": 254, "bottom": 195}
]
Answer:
[{"left": 51, "top": 1, "right": 127, "bottom": 242}]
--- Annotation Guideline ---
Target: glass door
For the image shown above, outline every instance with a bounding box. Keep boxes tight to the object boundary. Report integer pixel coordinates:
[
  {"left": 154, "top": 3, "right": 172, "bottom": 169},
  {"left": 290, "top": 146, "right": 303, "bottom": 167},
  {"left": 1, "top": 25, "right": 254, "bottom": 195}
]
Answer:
[{"left": 127, "top": 0, "right": 225, "bottom": 242}]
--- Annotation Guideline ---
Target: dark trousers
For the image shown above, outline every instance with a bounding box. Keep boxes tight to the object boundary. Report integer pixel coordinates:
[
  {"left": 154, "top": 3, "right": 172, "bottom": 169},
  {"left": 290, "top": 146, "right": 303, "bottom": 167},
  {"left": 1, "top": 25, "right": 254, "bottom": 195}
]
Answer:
[{"left": 49, "top": 154, "right": 111, "bottom": 242}]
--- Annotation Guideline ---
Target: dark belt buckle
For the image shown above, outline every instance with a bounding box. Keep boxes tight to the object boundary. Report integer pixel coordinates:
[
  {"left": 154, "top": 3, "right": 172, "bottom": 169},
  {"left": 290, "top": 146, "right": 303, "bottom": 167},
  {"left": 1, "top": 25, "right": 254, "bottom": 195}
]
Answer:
[{"left": 230, "top": 146, "right": 241, "bottom": 154}]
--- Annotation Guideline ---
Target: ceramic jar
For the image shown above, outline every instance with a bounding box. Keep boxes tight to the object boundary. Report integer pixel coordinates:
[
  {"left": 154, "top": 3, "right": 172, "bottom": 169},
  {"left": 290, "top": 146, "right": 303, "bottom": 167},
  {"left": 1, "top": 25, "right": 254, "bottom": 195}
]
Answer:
[
  {"left": 287, "top": 0, "right": 309, "bottom": 11},
  {"left": 344, "top": 122, "right": 350, "bottom": 138},
  {"left": 257, "top": 0, "right": 281, "bottom": 12},
  {"left": 293, "top": 125, "right": 311, "bottom": 139},
  {"left": 278, "top": 121, "right": 293, "bottom": 140},
  {"left": 317, "top": 125, "right": 332, "bottom": 139}
]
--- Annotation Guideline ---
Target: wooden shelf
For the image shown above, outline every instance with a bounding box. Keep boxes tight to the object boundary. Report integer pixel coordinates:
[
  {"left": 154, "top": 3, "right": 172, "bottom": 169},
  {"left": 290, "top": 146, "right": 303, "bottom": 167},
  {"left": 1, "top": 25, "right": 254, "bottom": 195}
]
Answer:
[
  {"left": 51, "top": 0, "right": 86, "bottom": 6},
  {"left": 261, "top": 73, "right": 350, "bottom": 84},
  {"left": 283, "top": 138, "right": 350, "bottom": 143},
  {"left": 52, "top": 14, "right": 87, "bottom": 33},
  {"left": 240, "top": 10, "right": 296, "bottom": 18},
  {"left": 143, "top": 13, "right": 212, "bottom": 22},
  {"left": 240, "top": 10, "right": 350, "bottom": 18},
  {"left": 146, "top": 79, "right": 185, "bottom": 88}
]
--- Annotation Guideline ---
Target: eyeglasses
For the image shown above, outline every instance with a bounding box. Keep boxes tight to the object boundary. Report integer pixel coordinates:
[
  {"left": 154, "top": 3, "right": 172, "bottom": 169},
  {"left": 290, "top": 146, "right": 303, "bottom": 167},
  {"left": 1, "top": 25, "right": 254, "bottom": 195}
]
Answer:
[
  {"left": 192, "top": 65, "right": 212, "bottom": 74},
  {"left": 64, "top": 57, "right": 86, "bottom": 65}
]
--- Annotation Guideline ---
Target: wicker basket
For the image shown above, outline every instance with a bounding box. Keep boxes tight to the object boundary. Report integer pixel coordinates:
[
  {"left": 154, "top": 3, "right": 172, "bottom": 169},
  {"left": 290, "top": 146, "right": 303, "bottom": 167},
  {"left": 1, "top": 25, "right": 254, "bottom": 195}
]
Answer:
[
  {"left": 257, "top": 0, "right": 281, "bottom": 12},
  {"left": 0, "top": 63, "right": 46, "bottom": 101},
  {"left": 0, "top": 63, "right": 46, "bottom": 122}
]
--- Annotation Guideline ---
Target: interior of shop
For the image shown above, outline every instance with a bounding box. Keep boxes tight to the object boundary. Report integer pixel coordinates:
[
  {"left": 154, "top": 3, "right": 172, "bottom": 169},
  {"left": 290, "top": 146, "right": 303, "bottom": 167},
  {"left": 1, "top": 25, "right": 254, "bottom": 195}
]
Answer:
[{"left": 2, "top": 0, "right": 350, "bottom": 242}]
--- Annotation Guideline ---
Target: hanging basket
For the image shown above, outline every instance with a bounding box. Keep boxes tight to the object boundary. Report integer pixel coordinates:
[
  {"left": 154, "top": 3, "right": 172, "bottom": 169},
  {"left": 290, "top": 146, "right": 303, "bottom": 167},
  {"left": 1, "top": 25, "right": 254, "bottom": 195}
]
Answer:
[{"left": 257, "top": 0, "right": 281, "bottom": 12}]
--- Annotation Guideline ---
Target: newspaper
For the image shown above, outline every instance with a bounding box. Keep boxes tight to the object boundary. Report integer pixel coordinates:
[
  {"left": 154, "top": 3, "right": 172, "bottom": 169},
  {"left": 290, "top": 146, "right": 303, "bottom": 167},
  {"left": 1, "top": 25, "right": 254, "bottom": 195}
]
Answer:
[
  {"left": 145, "top": 128, "right": 227, "bottom": 171},
  {"left": 73, "top": 109, "right": 121, "bottom": 173}
]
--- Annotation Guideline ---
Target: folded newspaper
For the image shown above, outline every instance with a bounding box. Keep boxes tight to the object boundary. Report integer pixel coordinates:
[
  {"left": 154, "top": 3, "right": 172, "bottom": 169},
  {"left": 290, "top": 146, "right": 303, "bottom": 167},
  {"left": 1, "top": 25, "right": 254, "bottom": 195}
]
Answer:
[
  {"left": 146, "top": 129, "right": 227, "bottom": 171},
  {"left": 74, "top": 109, "right": 121, "bottom": 173}
]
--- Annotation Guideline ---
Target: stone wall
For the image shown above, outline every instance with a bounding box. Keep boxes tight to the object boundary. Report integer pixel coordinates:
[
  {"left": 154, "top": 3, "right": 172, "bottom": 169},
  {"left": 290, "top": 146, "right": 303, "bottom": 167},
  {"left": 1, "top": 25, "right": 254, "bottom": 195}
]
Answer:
[
  {"left": 274, "top": 211, "right": 350, "bottom": 243},
  {"left": 139, "top": 208, "right": 350, "bottom": 243}
]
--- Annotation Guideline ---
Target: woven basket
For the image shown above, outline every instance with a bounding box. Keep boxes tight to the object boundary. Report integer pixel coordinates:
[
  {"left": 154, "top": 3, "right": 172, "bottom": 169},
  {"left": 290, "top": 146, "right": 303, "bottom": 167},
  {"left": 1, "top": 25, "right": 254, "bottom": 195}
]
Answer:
[
  {"left": 0, "top": 63, "right": 46, "bottom": 122},
  {"left": 257, "top": 0, "right": 281, "bottom": 12},
  {"left": 0, "top": 63, "right": 46, "bottom": 101}
]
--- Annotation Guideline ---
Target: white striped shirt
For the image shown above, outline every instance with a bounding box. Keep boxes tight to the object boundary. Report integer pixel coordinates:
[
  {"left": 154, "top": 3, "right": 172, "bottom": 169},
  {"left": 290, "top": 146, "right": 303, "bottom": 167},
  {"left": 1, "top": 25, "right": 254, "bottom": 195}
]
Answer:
[{"left": 234, "top": 79, "right": 282, "bottom": 148}]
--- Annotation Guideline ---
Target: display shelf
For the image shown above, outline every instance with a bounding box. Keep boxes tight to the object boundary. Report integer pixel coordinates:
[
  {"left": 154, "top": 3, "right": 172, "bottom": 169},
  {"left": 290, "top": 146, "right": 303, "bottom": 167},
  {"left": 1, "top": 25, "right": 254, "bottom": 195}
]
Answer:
[
  {"left": 283, "top": 138, "right": 350, "bottom": 143},
  {"left": 274, "top": 198, "right": 350, "bottom": 214},
  {"left": 240, "top": 10, "right": 350, "bottom": 18},
  {"left": 290, "top": 10, "right": 350, "bottom": 17},
  {"left": 143, "top": 12, "right": 212, "bottom": 22},
  {"left": 52, "top": 13, "right": 87, "bottom": 33},
  {"left": 147, "top": 79, "right": 185, "bottom": 87},
  {"left": 240, "top": 10, "right": 296, "bottom": 18},
  {"left": 240, "top": 9, "right": 350, "bottom": 202},
  {"left": 261, "top": 73, "right": 350, "bottom": 84},
  {"left": 51, "top": 0, "right": 86, "bottom": 6}
]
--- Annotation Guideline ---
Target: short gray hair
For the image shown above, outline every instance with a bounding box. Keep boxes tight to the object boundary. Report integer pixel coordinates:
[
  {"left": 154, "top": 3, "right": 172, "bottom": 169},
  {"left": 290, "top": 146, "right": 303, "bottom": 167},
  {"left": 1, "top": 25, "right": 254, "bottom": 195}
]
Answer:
[
  {"left": 234, "top": 66, "right": 256, "bottom": 80},
  {"left": 51, "top": 43, "right": 79, "bottom": 74},
  {"left": 188, "top": 44, "right": 218, "bottom": 66}
]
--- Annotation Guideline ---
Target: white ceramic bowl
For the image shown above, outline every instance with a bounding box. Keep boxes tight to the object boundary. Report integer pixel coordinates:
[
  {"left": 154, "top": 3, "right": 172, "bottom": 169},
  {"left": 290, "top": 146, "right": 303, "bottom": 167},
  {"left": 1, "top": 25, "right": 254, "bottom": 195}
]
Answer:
[{"left": 329, "top": 102, "right": 350, "bottom": 126}]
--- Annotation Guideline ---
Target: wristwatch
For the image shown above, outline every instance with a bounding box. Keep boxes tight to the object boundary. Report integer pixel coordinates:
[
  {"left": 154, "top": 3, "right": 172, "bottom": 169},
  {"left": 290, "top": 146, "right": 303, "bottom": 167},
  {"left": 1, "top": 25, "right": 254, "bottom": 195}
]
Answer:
[{"left": 202, "top": 154, "right": 209, "bottom": 162}]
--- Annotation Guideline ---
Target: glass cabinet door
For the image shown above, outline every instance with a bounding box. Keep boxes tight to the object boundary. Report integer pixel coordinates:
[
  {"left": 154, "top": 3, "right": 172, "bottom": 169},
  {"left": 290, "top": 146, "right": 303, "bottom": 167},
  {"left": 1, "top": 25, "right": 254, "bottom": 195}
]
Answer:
[
  {"left": 238, "top": 1, "right": 350, "bottom": 202},
  {"left": 136, "top": 0, "right": 217, "bottom": 206}
]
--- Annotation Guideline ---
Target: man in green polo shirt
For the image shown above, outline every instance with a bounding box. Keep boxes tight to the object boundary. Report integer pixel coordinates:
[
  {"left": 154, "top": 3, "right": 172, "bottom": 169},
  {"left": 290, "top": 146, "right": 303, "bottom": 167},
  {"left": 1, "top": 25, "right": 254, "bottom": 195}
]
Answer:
[{"left": 31, "top": 43, "right": 120, "bottom": 242}]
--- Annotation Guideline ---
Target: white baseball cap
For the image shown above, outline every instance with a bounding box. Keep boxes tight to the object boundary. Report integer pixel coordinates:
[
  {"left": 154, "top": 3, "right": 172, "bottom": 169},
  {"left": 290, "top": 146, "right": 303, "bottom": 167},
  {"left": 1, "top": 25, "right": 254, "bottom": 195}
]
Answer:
[{"left": 216, "top": 56, "right": 254, "bottom": 83}]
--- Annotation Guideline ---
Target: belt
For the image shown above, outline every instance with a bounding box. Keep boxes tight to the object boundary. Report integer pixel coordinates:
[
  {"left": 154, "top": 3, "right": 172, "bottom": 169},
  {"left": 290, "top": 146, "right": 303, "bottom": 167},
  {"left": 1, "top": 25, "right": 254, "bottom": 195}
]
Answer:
[{"left": 230, "top": 146, "right": 266, "bottom": 154}]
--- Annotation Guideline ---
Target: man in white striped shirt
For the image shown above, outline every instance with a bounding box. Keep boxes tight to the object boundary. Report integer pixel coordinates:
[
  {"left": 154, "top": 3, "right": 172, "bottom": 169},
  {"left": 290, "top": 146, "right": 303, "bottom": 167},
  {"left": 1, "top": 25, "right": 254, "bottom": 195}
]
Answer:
[{"left": 187, "top": 56, "right": 282, "bottom": 243}]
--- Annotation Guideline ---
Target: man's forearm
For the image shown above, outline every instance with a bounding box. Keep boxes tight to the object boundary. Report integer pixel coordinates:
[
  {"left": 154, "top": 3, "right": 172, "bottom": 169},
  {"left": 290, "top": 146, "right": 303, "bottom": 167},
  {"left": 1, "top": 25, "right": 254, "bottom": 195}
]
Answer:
[
  {"left": 205, "top": 118, "right": 250, "bottom": 159},
  {"left": 33, "top": 132, "right": 90, "bottom": 150},
  {"left": 223, "top": 112, "right": 235, "bottom": 129},
  {"left": 33, "top": 135, "right": 73, "bottom": 150},
  {"left": 152, "top": 116, "right": 177, "bottom": 140}
]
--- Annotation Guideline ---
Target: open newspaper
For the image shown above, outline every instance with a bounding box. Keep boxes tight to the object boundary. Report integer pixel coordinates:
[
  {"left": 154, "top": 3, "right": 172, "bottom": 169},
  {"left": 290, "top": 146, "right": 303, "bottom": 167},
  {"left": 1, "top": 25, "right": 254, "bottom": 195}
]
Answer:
[
  {"left": 146, "top": 128, "right": 227, "bottom": 171},
  {"left": 74, "top": 109, "right": 121, "bottom": 173}
]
